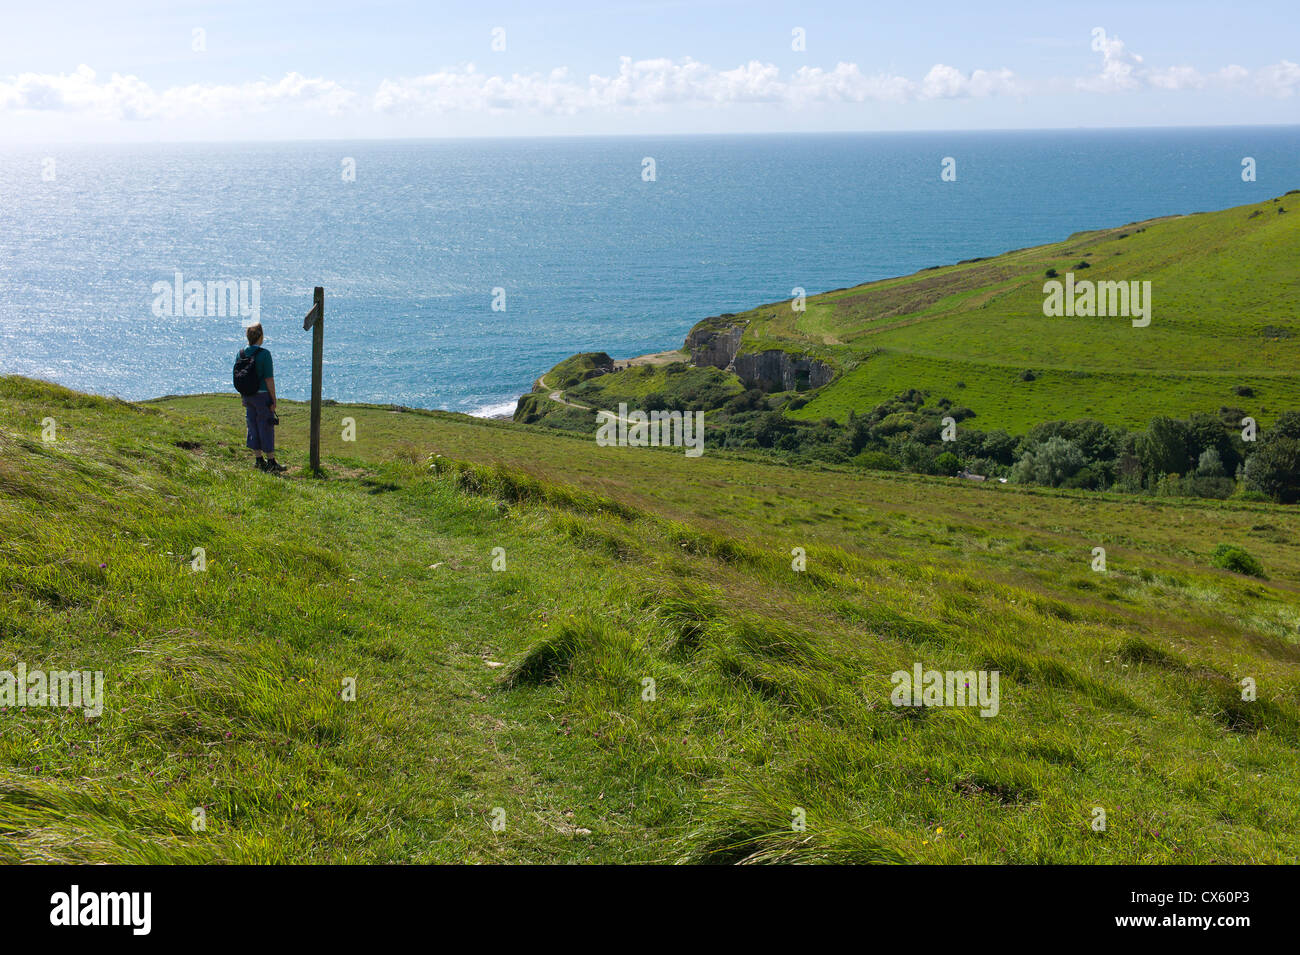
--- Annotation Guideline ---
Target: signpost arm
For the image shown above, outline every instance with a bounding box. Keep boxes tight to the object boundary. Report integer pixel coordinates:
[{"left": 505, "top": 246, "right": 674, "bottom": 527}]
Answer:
[{"left": 309, "top": 286, "right": 324, "bottom": 473}]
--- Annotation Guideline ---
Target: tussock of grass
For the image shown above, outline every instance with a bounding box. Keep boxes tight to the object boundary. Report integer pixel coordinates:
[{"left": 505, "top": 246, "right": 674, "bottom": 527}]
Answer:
[
  {"left": 505, "top": 616, "right": 629, "bottom": 687},
  {"left": 1116, "top": 636, "right": 1184, "bottom": 669},
  {"left": 426, "top": 454, "right": 637, "bottom": 521},
  {"left": 639, "top": 583, "right": 720, "bottom": 656}
]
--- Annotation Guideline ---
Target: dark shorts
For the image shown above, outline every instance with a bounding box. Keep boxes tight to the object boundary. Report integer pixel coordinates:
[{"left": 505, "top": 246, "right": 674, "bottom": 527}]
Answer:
[{"left": 243, "top": 392, "right": 275, "bottom": 454}]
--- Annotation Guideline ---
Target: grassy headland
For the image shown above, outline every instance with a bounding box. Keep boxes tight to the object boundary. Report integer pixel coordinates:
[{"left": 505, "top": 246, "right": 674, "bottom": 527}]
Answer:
[{"left": 517, "top": 194, "right": 1300, "bottom": 501}]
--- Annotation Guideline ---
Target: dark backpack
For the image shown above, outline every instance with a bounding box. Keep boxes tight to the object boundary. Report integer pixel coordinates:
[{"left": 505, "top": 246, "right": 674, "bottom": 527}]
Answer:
[{"left": 233, "top": 346, "right": 262, "bottom": 396}]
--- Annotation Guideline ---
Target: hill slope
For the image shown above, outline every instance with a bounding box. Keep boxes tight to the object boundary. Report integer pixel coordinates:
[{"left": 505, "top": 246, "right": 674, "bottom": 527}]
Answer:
[
  {"left": 529, "top": 193, "right": 1300, "bottom": 434},
  {"left": 2, "top": 378, "right": 1300, "bottom": 863}
]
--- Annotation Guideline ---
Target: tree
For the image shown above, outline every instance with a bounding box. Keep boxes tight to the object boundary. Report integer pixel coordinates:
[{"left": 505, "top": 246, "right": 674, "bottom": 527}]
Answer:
[
  {"left": 1196, "top": 448, "right": 1225, "bottom": 477},
  {"left": 935, "top": 451, "right": 962, "bottom": 476},
  {"left": 1268, "top": 411, "right": 1300, "bottom": 440},
  {"left": 844, "top": 414, "right": 872, "bottom": 455},
  {"left": 1243, "top": 433, "right": 1300, "bottom": 503},
  {"left": 1011, "top": 436, "right": 1086, "bottom": 487},
  {"left": 980, "top": 430, "right": 1019, "bottom": 466},
  {"left": 752, "top": 411, "right": 791, "bottom": 449},
  {"left": 1186, "top": 412, "right": 1238, "bottom": 474},
  {"left": 1138, "top": 417, "right": 1191, "bottom": 480}
]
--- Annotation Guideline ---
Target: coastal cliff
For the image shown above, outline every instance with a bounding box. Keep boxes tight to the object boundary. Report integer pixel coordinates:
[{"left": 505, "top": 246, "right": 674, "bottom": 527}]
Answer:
[
  {"left": 516, "top": 308, "right": 839, "bottom": 427},
  {"left": 685, "top": 314, "right": 835, "bottom": 392}
]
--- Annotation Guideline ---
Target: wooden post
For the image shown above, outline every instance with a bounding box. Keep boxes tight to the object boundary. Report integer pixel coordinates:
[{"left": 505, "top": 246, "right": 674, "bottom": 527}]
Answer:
[{"left": 304, "top": 287, "right": 324, "bottom": 473}]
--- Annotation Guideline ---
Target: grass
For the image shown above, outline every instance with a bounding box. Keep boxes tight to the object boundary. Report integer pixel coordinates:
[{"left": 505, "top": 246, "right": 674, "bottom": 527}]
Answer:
[
  {"left": 787, "top": 350, "right": 1300, "bottom": 434},
  {"left": 566, "top": 363, "right": 743, "bottom": 413},
  {"left": 2, "top": 375, "right": 1299, "bottom": 863},
  {"left": 679, "top": 194, "right": 1300, "bottom": 432},
  {"left": 520, "top": 359, "right": 743, "bottom": 431}
]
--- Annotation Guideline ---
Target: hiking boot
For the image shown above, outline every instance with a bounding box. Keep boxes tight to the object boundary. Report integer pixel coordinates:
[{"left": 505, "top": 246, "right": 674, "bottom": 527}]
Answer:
[
  {"left": 265, "top": 458, "right": 287, "bottom": 473},
  {"left": 254, "top": 458, "right": 267, "bottom": 471}
]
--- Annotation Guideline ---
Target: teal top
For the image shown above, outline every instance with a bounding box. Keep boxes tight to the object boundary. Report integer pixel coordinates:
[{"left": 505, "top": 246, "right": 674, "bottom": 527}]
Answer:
[{"left": 239, "top": 345, "right": 273, "bottom": 393}]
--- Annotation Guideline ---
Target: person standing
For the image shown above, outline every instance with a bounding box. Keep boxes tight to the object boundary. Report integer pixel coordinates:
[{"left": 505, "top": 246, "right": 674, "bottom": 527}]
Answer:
[{"left": 234, "top": 323, "right": 286, "bottom": 473}]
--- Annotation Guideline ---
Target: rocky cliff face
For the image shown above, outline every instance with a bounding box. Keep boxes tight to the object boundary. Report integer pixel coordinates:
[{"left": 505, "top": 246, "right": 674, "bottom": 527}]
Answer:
[
  {"left": 686, "top": 320, "right": 834, "bottom": 392},
  {"left": 686, "top": 322, "right": 745, "bottom": 370},
  {"left": 731, "top": 350, "right": 836, "bottom": 392}
]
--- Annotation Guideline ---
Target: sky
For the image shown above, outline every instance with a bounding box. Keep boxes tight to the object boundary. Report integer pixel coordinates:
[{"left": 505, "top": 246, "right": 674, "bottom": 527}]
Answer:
[{"left": 0, "top": 0, "right": 1297, "bottom": 142}]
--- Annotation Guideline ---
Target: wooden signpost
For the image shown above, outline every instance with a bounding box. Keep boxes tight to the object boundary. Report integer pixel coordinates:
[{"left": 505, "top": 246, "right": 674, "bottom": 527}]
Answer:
[{"left": 303, "top": 287, "right": 324, "bottom": 473}]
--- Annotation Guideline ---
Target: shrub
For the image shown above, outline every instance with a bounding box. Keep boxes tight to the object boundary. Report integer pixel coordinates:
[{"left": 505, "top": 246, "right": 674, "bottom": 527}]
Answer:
[
  {"left": 1196, "top": 448, "right": 1225, "bottom": 477},
  {"left": 775, "top": 432, "right": 802, "bottom": 452},
  {"left": 1244, "top": 438, "right": 1300, "bottom": 503},
  {"left": 894, "top": 440, "right": 937, "bottom": 474},
  {"left": 1186, "top": 412, "right": 1240, "bottom": 475},
  {"left": 1138, "top": 416, "right": 1192, "bottom": 479},
  {"left": 752, "top": 411, "right": 792, "bottom": 448},
  {"left": 978, "top": 430, "right": 1019, "bottom": 466},
  {"left": 724, "top": 389, "right": 766, "bottom": 415},
  {"left": 1018, "top": 369, "right": 1037, "bottom": 382},
  {"left": 852, "top": 450, "right": 900, "bottom": 472},
  {"left": 1243, "top": 417, "right": 1300, "bottom": 503},
  {"left": 1191, "top": 475, "right": 1236, "bottom": 499},
  {"left": 1011, "top": 436, "right": 1085, "bottom": 487},
  {"left": 1060, "top": 465, "right": 1101, "bottom": 490},
  {"left": 875, "top": 412, "right": 921, "bottom": 437},
  {"left": 1210, "top": 544, "right": 1267, "bottom": 579},
  {"left": 934, "top": 451, "right": 962, "bottom": 476},
  {"left": 1154, "top": 473, "right": 1235, "bottom": 499}
]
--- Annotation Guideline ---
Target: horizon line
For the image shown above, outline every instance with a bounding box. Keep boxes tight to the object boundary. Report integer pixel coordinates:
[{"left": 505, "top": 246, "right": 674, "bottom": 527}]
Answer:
[{"left": 4, "top": 121, "right": 1299, "bottom": 150}]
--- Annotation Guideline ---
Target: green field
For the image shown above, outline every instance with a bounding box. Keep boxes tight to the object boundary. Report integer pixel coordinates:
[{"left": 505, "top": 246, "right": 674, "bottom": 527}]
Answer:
[
  {"left": 781, "top": 195, "right": 1300, "bottom": 430},
  {"left": 535, "top": 194, "right": 1299, "bottom": 436},
  {"left": 792, "top": 350, "right": 1300, "bottom": 434},
  {"left": 3, "top": 376, "right": 1299, "bottom": 863}
]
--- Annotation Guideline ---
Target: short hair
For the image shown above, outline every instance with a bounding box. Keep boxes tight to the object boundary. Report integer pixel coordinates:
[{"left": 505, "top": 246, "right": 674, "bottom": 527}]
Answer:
[{"left": 245, "top": 323, "right": 264, "bottom": 345}]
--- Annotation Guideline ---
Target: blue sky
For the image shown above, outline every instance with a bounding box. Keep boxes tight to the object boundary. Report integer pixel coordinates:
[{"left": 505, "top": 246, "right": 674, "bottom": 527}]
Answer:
[{"left": 1, "top": 0, "right": 1296, "bottom": 141}]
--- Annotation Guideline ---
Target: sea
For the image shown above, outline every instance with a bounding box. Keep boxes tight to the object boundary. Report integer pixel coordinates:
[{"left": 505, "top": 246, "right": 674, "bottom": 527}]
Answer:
[{"left": 1, "top": 126, "right": 1296, "bottom": 416}]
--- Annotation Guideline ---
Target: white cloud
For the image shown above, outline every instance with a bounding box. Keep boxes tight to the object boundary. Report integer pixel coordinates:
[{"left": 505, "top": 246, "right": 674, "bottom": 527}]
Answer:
[
  {"left": 787, "top": 63, "right": 915, "bottom": 104},
  {"left": 1078, "top": 31, "right": 1298, "bottom": 99},
  {"left": 374, "top": 64, "right": 589, "bottom": 114},
  {"left": 586, "top": 57, "right": 727, "bottom": 109},
  {"left": 1216, "top": 64, "right": 1251, "bottom": 86},
  {"left": 160, "top": 72, "right": 357, "bottom": 116},
  {"left": 2, "top": 50, "right": 1296, "bottom": 124},
  {"left": 1146, "top": 65, "right": 1205, "bottom": 91},
  {"left": 1079, "top": 31, "right": 1145, "bottom": 92},
  {"left": 373, "top": 58, "right": 1024, "bottom": 114},
  {"left": 921, "top": 64, "right": 1020, "bottom": 98},
  {"left": 1255, "top": 59, "right": 1300, "bottom": 97},
  {"left": 0, "top": 65, "right": 355, "bottom": 119}
]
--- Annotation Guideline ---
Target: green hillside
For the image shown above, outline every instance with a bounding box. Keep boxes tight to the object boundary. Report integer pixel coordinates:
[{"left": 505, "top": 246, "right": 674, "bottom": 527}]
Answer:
[
  {"left": 525, "top": 194, "right": 1300, "bottom": 437},
  {"left": 3, "top": 377, "right": 1299, "bottom": 863},
  {"left": 769, "top": 194, "right": 1300, "bottom": 431}
]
